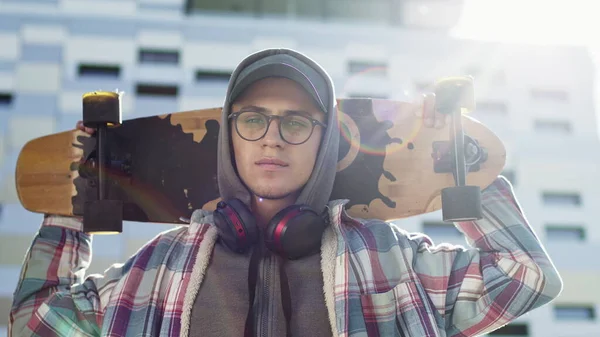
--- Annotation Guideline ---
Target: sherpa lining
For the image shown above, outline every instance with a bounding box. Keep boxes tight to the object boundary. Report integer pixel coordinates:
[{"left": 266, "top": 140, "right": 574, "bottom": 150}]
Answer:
[{"left": 180, "top": 212, "right": 219, "bottom": 337}]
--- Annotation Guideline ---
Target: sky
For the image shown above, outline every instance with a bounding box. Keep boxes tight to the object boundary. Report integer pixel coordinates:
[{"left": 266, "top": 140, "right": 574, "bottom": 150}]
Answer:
[{"left": 450, "top": 0, "right": 600, "bottom": 132}]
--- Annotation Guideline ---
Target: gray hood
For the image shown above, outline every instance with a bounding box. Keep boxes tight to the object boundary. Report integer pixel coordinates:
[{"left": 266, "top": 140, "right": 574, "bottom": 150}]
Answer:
[{"left": 217, "top": 48, "right": 339, "bottom": 214}]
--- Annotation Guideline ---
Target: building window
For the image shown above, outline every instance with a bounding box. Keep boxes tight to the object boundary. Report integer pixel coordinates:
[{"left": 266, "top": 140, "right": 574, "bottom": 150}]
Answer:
[
  {"left": 488, "top": 323, "right": 529, "bottom": 335},
  {"left": 531, "top": 88, "right": 569, "bottom": 101},
  {"left": 348, "top": 60, "right": 388, "bottom": 77},
  {"left": 326, "top": 0, "right": 394, "bottom": 23},
  {"left": 136, "top": 83, "right": 179, "bottom": 97},
  {"left": 296, "top": 0, "right": 326, "bottom": 19},
  {"left": 545, "top": 225, "right": 585, "bottom": 242},
  {"left": 78, "top": 64, "right": 121, "bottom": 78},
  {"left": 195, "top": 69, "right": 231, "bottom": 82},
  {"left": 139, "top": 49, "right": 180, "bottom": 65},
  {"left": 257, "top": 0, "right": 287, "bottom": 15},
  {"left": 186, "top": 0, "right": 256, "bottom": 15},
  {"left": 534, "top": 120, "right": 571, "bottom": 134},
  {"left": 422, "top": 221, "right": 462, "bottom": 239},
  {"left": 0, "top": 92, "right": 13, "bottom": 106},
  {"left": 542, "top": 192, "right": 581, "bottom": 207},
  {"left": 186, "top": 0, "right": 399, "bottom": 24},
  {"left": 554, "top": 305, "right": 596, "bottom": 321}
]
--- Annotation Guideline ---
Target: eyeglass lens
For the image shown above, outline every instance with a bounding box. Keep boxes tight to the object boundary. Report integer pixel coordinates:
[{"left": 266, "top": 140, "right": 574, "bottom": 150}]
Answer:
[{"left": 235, "top": 111, "right": 314, "bottom": 144}]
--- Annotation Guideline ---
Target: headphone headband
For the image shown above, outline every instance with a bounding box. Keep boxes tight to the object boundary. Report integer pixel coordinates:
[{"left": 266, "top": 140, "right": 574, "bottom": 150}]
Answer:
[{"left": 213, "top": 199, "right": 328, "bottom": 259}]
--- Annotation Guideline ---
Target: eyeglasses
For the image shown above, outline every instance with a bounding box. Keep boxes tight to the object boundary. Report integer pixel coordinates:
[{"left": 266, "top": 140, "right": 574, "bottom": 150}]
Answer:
[{"left": 229, "top": 110, "right": 327, "bottom": 145}]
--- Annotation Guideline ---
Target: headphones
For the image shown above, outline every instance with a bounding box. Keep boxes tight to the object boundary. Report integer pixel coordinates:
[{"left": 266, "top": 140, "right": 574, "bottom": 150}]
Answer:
[{"left": 213, "top": 198, "right": 329, "bottom": 260}]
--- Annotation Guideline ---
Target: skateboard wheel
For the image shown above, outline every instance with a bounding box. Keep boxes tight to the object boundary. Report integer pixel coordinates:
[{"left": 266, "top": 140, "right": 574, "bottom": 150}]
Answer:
[
  {"left": 441, "top": 185, "right": 483, "bottom": 222},
  {"left": 434, "top": 76, "right": 475, "bottom": 114},
  {"left": 82, "top": 91, "right": 122, "bottom": 128},
  {"left": 83, "top": 199, "right": 123, "bottom": 234}
]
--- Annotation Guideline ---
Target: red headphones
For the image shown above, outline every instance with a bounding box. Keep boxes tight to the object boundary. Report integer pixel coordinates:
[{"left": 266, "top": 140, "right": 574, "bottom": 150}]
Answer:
[{"left": 213, "top": 199, "right": 329, "bottom": 260}]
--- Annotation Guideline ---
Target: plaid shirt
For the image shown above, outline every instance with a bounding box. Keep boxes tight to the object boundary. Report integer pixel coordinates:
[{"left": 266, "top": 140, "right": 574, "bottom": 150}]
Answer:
[{"left": 9, "top": 176, "right": 562, "bottom": 336}]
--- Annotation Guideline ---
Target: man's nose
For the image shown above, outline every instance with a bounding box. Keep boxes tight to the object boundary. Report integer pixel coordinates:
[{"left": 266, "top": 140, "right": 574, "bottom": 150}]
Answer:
[{"left": 262, "top": 118, "right": 284, "bottom": 146}]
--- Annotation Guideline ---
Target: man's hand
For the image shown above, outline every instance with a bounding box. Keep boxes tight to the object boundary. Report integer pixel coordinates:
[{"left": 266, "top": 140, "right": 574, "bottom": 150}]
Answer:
[
  {"left": 414, "top": 93, "right": 450, "bottom": 129},
  {"left": 76, "top": 121, "right": 96, "bottom": 135}
]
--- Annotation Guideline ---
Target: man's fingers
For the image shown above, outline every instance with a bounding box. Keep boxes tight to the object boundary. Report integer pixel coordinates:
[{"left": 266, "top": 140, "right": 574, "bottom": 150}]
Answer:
[
  {"left": 414, "top": 93, "right": 424, "bottom": 117},
  {"left": 434, "top": 109, "right": 449, "bottom": 129},
  {"left": 422, "top": 93, "right": 436, "bottom": 127},
  {"left": 443, "top": 114, "right": 451, "bottom": 128},
  {"left": 76, "top": 120, "right": 95, "bottom": 134}
]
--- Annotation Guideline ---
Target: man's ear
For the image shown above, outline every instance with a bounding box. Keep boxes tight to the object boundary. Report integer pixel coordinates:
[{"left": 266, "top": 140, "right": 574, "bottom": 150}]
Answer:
[{"left": 229, "top": 127, "right": 239, "bottom": 175}]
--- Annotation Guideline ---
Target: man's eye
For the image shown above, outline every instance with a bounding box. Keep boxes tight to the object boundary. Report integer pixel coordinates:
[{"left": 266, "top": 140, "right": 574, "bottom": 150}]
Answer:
[
  {"left": 242, "top": 114, "right": 265, "bottom": 124},
  {"left": 286, "top": 118, "right": 309, "bottom": 128}
]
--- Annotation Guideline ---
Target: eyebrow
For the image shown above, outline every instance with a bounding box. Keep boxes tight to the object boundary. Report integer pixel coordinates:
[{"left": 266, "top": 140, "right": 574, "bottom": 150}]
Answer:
[{"left": 236, "top": 105, "right": 315, "bottom": 118}]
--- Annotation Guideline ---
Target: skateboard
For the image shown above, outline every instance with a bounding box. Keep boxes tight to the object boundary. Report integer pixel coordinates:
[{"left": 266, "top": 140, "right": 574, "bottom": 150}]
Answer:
[{"left": 15, "top": 77, "right": 506, "bottom": 233}]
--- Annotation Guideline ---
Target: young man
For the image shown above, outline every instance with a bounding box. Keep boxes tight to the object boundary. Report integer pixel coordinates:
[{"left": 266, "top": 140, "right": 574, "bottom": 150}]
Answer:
[{"left": 9, "top": 48, "right": 562, "bottom": 337}]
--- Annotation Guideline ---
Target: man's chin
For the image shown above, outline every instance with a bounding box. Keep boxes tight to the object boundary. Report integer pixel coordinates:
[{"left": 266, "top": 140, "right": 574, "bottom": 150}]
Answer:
[
  {"left": 249, "top": 185, "right": 299, "bottom": 201},
  {"left": 253, "top": 190, "right": 293, "bottom": 201}
]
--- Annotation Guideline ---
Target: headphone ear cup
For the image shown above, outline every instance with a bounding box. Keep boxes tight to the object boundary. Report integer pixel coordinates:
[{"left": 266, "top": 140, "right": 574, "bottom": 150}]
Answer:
[
  {"left": 265, "top": 205, "right": 326, "bottom": 260},
  {"left": 213, "top": 199, "right": 259, "bottom": 254}
]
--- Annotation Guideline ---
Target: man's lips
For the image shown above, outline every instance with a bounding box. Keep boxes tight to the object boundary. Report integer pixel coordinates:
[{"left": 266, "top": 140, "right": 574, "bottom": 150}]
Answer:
[{"left": 255, "top": 158, "right": 289, "bottom": 167}]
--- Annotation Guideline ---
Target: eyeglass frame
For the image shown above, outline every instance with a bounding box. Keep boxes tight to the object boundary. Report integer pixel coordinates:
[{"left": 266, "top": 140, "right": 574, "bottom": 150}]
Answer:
[{"left": 228, "top": 109, "right": 328, "bottom": 145}]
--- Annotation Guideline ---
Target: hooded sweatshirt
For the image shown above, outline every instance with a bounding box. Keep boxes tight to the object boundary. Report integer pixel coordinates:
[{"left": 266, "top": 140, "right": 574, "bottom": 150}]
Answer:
[{"left": 189, "top": 49, "right": 340, "bottom": 337}]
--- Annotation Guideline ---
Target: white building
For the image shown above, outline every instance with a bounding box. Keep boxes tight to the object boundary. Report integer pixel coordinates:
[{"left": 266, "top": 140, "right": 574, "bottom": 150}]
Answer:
[{"left": 0, "top": 0, "right": 598, "bottom": 336}]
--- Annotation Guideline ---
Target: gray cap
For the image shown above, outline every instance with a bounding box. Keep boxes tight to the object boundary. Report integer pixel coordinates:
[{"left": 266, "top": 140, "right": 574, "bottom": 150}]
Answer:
[{"left": 228, "top": 53, "right": 330, "bottom": 113}]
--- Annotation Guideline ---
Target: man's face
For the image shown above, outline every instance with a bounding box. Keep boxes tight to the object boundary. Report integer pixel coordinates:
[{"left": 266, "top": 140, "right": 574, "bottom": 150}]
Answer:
[{"left": 230, "top": 77, "right": 326, "bottom": 200}]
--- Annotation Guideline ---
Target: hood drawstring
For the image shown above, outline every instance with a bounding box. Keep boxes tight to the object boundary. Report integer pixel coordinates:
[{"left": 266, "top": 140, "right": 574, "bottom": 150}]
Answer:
[
  {"left": 279, "top": 258, "right": 292, "bottom": 337},
  {"left": 243, "top": 245, "right": 293, "bottom": 337},
  {"left": 244, "top": 247, "right": 261, "bottom": 337}
]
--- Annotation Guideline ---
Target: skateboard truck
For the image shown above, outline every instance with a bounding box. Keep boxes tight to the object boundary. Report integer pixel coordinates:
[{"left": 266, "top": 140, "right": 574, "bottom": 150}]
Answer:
[
  {"left": 434, "top": 76, "right": 483, "bottom": 222},
  {"left": 81, "top": 91, "right": 124, "bottom": 234},
  {"left": 432, "top": 136, "right": 488, "bottom": 173}
]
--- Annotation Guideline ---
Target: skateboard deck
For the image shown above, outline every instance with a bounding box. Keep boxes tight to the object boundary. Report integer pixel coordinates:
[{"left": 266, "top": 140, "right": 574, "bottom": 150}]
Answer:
[{"left": 15, "top": 98, "right": 506, "bottom": 225}]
